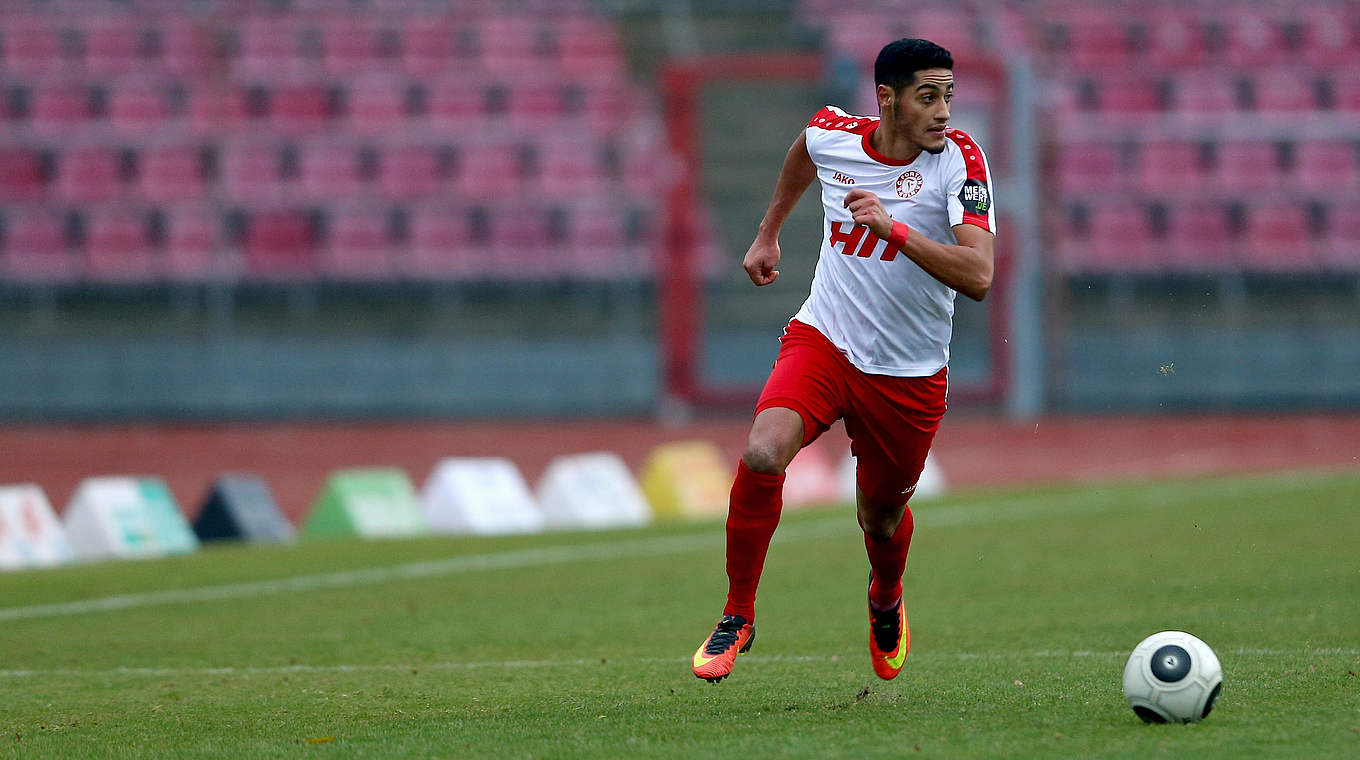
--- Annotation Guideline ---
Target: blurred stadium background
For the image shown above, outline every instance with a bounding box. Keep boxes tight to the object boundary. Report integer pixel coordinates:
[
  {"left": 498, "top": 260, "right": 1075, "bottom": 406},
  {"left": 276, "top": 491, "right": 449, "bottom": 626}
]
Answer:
[{"left": 2, "top": 0, "right": 1359, "bottom": 526}]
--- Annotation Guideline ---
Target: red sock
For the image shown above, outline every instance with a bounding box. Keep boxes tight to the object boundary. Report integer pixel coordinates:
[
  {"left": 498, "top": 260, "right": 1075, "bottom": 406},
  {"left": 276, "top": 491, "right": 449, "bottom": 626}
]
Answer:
[
  {"left": 865, "top": 506, "right": 914, "bottom": 609},
  {"left": 722, "top": 461, "right": 785, "bottom": 622}
]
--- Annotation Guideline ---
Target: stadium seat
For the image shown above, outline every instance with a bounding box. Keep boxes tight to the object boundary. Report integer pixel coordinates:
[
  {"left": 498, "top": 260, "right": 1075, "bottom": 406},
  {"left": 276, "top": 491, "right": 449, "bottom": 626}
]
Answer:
[
  {"left": 243, "top": 210, "right": 317, "bottom": 280},
  {"left": 271, "top": 84, "right": 333, "bottom": 133},
  {"left": 566, "top": 198, "right": 627, "bottom": 279},
  {"left": 108, "top": 81, "right": 173, "bottom": 134},
  {"left": 300, "top": 142, "right": 363, "bottom": 200},
  {"left": 1250, "top": 69, "right": 1319, "bottom": 113},
  {"left": 319, "top": 17, "right": 379, "bottom": 74},
  {"left": 507, "top": 81, "right": 564, "bottom": 129},
  {"left": 1133, "top": 141, "right": 1205, "bottom": 195},
  {"left": 346, "top": 78, "right": 406, "bottom": 134},
  {"left": 160, "top": 19, "right": 214, "bottom": 75},
  {"left": 56, "top": 148, "right": 123, "bottom": 202},
  {"left": 1300, "top": 8, "right": 1360, "bottom": 68},
  {"left": 1222, "top": 12, "right": 1290, "bottom": 68},
  {"left": 1332, "top": 72, "right": 1360, "bottom": 111},
  {"left": 1135, "top": 10, "right": 1209, "bottom": 67},
  {"left": 906, "top": 8, "right": 984, "bottom": 62},
  {"left": 1212, "top": 141, "right": 1283, "bottom": 190},
  {"left": 1170, "top": 72, "right": 1239, "bottom": 114},
  {"left": 455, "top": 142, "right": 526, "bottom": 200},
  {"left": 187, "top": 85, "right": 253, "bottom": 133},
  {"left": 323, "top": 205, "right": 394, "bottom": 280},
  {"left": 233, "top": 18, "right": 306, "bottom": 78},
  {"left": 1056, "top": 9, "right": 1132, "bottom": 68},
  {"left": 220, "top": 142, "right": 286, "bottom": 204},
  {"left": 557, "top": 17, "right": 624, "bottom": 79},
  {"left": 1, "top": 210, "right": 77, "bottom": 283},
  {"left": 29, "top": 83, "right": 93, "bottom": 133},
  {"left": 162, "top": 205, "right": 239, "bottom": 282},
  {"left": 488, "top": 206, "right": 553, "bottom": 278},
  {"left": 538, "top": 135, "right": 605, "bottom": 196},
  {"left": 1289, "top": 141, "right": 1359, "bottom": 193},
  {"left": 481, "top": 15, "right": 553, "bottom": 76},
  {"left": 399, "top": 18, "right": 460, "bottom": 76},
  {"left": 406, "top": 203, "right": 476, "bottom": 279},
  {"left": 378, "top": 143, "right": 449, "bottom": 201},
  {"left": 1085, "top": 205, "right": 1158, "bottom": 273},
  {"left": 1053, "top": 142, "right": 1125, "bottom": 194},
  {"left": 0, "top": 19, "right": 63, "bottom": 75},
  {"left": 427, "top": 79, "right": 484, "bottom": 127},
  {"left": 0, "top": 148, "right": 51, "bottom": 201},
  {"left": 1095, "top": 73, "right": 1167, "bottom": 114},
  {"left": 137, "top": 143, "right": 209, "bottom": 202},
  {"left": 1164, "top": 202, "right": 1235, "bottom": 272},
  {"left": 85, "top": 208, "right": 156, "bottom": 282},
  {"left": 82, "top": 19, "right": 144, "bottom": 75},
  {"left": 1239, "top": 201, "right": 1317, "bottom": 272}
]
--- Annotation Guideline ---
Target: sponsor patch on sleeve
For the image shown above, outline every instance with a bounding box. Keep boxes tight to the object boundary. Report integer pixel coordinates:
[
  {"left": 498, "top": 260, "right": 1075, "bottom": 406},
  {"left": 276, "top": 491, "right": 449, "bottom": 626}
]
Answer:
[{"left": 959, "top": 178, "right": 990, "bottom": 216}]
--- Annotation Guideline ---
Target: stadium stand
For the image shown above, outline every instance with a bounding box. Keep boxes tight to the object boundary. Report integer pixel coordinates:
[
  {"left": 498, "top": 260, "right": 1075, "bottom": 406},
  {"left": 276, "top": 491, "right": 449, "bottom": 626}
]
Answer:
[{"left": 0, "top": 0, "right": 663, "bottom": 285}]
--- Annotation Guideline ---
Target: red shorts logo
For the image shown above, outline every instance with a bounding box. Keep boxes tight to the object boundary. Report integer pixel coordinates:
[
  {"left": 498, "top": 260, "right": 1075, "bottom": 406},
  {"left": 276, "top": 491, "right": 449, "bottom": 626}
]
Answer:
[{"left": 896, "top": 170, "right": 923, "bottom": 199}]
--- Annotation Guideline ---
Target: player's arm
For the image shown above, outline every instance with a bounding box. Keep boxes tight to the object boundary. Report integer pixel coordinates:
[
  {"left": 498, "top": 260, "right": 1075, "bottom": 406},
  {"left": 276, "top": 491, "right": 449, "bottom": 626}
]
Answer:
[
  {"left": 843, "top": 188, "right": 994, "bottom": 301},
  {"left": 743, "top": 131, "right": 817, "bottom": 286}
]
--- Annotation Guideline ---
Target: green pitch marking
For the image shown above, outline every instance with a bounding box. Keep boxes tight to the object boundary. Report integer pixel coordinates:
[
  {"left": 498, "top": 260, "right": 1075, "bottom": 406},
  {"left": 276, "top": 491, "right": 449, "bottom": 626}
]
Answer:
[{"left": 0, "top": 470, "right": 1355, "bottom": 759}]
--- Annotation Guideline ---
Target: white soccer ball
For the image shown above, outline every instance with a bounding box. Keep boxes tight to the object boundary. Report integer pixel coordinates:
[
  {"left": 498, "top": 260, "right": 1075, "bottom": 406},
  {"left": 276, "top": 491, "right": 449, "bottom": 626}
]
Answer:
[{"left": 1122, "top": 631, "right": 1223, "bottom": 723}]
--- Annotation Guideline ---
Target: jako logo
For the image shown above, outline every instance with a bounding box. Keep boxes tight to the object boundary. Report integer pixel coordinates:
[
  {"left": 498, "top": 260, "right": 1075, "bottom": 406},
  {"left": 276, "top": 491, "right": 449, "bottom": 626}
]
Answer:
[{"left": 833, "top": 171, "right": 855, "bottom": 184}]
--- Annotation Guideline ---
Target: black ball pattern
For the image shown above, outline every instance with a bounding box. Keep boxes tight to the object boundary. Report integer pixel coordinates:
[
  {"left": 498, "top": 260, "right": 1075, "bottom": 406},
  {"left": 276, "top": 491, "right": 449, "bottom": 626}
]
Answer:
[{"left": 1150, "top": 644, "right": 1192, "bottom": 682}]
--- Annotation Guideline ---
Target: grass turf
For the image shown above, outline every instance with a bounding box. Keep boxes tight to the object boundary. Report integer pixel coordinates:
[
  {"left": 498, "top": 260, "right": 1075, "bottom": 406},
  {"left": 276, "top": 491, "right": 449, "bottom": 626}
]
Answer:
[{"left": 0, "top": 470, "right": 1356, "bottom": 758}]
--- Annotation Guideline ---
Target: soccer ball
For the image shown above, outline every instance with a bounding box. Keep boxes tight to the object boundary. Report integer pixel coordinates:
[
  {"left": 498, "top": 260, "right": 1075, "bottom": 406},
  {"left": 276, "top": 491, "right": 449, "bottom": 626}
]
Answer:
[{"left": 1122, "top": 631, "right": 1223, "bottom": 723}]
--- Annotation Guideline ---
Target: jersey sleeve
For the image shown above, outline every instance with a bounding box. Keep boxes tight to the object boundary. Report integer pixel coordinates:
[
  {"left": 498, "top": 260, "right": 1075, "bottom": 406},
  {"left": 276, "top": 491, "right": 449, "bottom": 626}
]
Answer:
[{"left": 944, "top": 129, "right": 996, "bottom": 234}]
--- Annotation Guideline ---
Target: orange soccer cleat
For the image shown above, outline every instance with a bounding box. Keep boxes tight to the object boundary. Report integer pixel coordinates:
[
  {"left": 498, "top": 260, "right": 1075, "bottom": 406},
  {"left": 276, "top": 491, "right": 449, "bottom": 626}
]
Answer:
[
  {"left": 692, "top": 614, "right": 755, "bottom": 683},
  {"left": 868, "top": 572, "right": 910, "bottom": 680}
]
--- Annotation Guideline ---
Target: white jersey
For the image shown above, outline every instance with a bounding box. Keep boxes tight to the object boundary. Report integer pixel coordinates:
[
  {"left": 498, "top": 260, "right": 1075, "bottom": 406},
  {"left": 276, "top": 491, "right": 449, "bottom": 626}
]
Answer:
[{"left": 792, "top": 106, "right": 996, "bottom": 376}]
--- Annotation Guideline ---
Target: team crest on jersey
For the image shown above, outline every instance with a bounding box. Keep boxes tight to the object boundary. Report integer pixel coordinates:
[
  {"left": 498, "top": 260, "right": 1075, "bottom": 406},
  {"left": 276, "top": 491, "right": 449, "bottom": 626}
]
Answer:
[{"left": 896, "top": 170, "right": 923, "bottom": 199}]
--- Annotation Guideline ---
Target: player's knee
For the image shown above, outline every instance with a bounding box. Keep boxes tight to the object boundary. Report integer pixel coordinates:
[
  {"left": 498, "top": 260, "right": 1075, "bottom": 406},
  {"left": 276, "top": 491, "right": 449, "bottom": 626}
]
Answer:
[{"left": 741, "top": 440, "right": 787, "bottom": 475}]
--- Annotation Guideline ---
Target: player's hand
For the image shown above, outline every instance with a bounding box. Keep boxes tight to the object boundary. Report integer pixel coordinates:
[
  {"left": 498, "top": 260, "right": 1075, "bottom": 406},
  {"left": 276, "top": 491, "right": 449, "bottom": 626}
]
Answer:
[
  {"left": 743, "top": 235, "right": 781, "bottom": 286},
  {"left": 843, "top": 188, "right": 894, "bottom": 239}
]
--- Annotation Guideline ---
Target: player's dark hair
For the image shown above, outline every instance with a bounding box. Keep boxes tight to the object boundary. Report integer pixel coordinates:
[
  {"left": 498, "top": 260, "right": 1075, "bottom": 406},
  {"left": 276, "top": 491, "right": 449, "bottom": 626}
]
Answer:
[{"left": 874, "top": 38, "right": 953, "bottom": 93}]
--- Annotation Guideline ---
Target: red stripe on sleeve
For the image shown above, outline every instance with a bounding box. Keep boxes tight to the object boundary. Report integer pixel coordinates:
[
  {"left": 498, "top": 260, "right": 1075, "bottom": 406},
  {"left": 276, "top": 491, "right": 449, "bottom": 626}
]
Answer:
[{"left": 945, "top": 128, "right": 992, "bottom": 232}]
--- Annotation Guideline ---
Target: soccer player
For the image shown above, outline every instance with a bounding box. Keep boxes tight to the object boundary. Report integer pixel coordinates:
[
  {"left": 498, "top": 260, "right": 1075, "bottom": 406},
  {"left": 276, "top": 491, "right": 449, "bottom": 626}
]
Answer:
[{"left": 692, "top": 38, "right": 996, "bottom": 683}]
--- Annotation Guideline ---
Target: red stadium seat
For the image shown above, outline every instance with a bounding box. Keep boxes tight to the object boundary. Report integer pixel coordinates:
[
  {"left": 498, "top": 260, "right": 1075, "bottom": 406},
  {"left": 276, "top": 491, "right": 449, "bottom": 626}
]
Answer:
[
  {"left": 1164, "top": 202, "right": 1235, "bottom": 272},
  {"left": 1096, "top": 74, "right": 1164, "bottom": 114},
  {"left": 300, "top": 142, "right": 362, "bottom": 201},
  {"left": 56, "top": 148, "right": 123, "bottom": 202},
  {"left": 220, "top": 142, "right": 286, "bottom": 204},
  {"left": 85, "top": 208, "right": 156, "bottom": 282},
  {"left": 1213, "top": 141, "right": 1281, "bottom": 190},
  {"left": 1136, "top": 10, "right": 1208, "bottom": 67},
  {"left": 82, "top": 19, "right": 143, "bottom": 75},
  {"left": 1222, "top": 12, "right": 1290, "bottom": 68},
  {"left": 399, "top": 18, "right": 470, "bottom": 76},
  {"left": 1239, "top": 202, "right": 1317, "bottom": 272},
  {"left": 379, "top": 143, "right": 448, "bottom": 201},
  {"left": 427, "top": 79, "right": 484, "bottom": 128},
  {"left": 187, "top": 85, "right": 253, "bottom": 133},
  {"left": 1250, "top": 70, "right": 1319, "bottom": 113},
  {"left": 0, "top": 148, "right": 51, "bottom": 201},
  {"left": 1133, "top": 141, "right": 1205, "bottom": 196},
  {"left": 162, "top": 205, "right": 230, "bottom": 281},
  {"left": 1332, "top": 72, "right": 1360, "bottom": 112},
  {"left": 406, "top": 204, "right": 476, "bottom": 279},
  {"left": 319, "top": 17, "right": 379, "bottom": 74},
  {"left": 1290, "top": 141, "right": 1359, "bottom": 193},
  {"left": 244, "top": 210, "right": 316, "bottom": 280},
  {"left": 567, "top": 199, "right": 628, "bottom": 279},
  {"left": 346, "top": 78, "right": 406, "bottom": 134},
  {"left": 1300, "top": 8, "right": 1360, "bottom": 68},
  {"left": 324, "top": 206, "right": 393, "bottom": 280},
  {"left": 538, "top": 135, "right": 605, "bottom": 196},
  {"left": 160, "top": 19, "right": 214, "bottom": 75},
  {"left": 1059, "top": 9, "right": 1132, "bottom": 68},
  {"left": 137, "top": 144, "right": 208, "bottom": 202},
  {"left": 907, "top": 8, "right": 984, "bottom": 61},
  {"left": 234, "top": 18, "right": 306, "bottom": 78},
  {"left": 455, "top": 142, "right": 524, "bottom": 200},
  {"left": 1171, "top": 72, "right": 1239, "bottom": 115},
  {"left": 108, "top": 82, "right": 172, "bottom": 134},
  {"left": 558, "top": 17, "right": 624, "bottom": 79},
  {"left": 488, "top": 207, "right": 553, "bottom": 278},
  {"left": 507, "top": 81, "right": 564, "bottom": 129},
  {"left": 3, "top": 210, "right": 77, "bottom": 283},
  {"left": 481, "top": 15, "right": 550, "bottom": 76},
  {"left": 271, "top": 84, "right": 332, "bottom": 133},
  {"left": 1085, "top": 205, "right": 1158, "bottom": 273},
  {"left": 1, "top": 19, "right": 63, "bottom": 76},
  {"left": 29, "top": 83, "right": 93, "bottom": 133},
  {"left": 1053, "top": 142, "right": 1124, "bottom": 194}
]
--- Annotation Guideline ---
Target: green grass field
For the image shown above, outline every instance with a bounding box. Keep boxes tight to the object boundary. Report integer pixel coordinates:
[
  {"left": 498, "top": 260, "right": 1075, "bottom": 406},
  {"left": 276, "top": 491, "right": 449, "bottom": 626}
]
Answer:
[{"left": 2, "top": 470, "right": 1357, "bottom": 759}]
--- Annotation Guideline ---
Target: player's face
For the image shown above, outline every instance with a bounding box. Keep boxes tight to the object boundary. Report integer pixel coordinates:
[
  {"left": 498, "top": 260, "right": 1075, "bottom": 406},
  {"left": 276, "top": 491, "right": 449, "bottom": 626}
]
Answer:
[{"left": 880, "top": 69, "right": 953, "bottom": 155}]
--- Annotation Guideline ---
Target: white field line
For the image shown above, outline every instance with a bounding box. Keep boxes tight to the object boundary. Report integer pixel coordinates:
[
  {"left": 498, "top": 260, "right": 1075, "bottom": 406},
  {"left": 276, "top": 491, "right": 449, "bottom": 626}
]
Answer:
[
  {"left": 0, "top": 647, "right": 1355, "bottom": 680},
  {"left": 0, "top": 473, "right": 1326, "bottom": 624}
]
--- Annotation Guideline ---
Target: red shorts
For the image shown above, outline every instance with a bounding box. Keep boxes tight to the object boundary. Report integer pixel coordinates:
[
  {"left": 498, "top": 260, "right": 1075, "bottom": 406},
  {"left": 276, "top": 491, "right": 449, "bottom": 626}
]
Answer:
[{"left": 755, "top": 319, "right": 948, "bottom": 505}]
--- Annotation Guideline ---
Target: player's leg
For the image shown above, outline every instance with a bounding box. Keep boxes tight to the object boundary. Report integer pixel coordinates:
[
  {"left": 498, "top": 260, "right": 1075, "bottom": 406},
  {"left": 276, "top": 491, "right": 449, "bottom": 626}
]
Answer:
[
  {"left": 845, "top": 367, "right": 948, "bottom": 679},
  {"left": 694, "top": 321, "right": 842, "bottom": 682}
]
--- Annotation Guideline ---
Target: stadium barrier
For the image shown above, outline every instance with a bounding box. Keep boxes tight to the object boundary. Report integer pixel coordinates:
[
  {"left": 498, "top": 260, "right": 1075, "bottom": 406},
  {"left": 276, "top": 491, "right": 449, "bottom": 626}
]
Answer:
[
  {"left": 0, "top": 484, "right": 74, "bottom": 570},
  {"left": 193, "top": 474, "right": 295, "bottom": 544},
  {"left": 535, "top": 451, "right": 652, "bottom": 530},
  {"left": 62, "top": 476, "right": 198, "bottom": 561},
  {"left": 420, "top": 457, "right": 544, "bottom": 535},
  {"left": 302, "top": 467, "right": 428, "bottom": 540}
]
